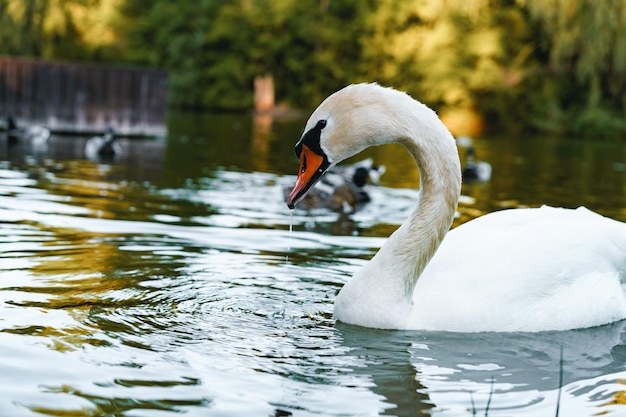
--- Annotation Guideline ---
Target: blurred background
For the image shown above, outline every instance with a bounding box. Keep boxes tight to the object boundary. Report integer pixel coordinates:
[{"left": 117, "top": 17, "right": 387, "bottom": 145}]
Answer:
[
  {"left": 2, "top": 2, "right": 626, "bottom": 416},
  {"left": 2, "top": 0, "right": 626, "bottom": 137}
]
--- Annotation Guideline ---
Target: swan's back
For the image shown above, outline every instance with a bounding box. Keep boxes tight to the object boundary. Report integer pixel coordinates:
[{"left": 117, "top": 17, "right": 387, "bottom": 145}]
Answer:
[{"left": 413, "top": 206, "right": 626, "bottom": 332}]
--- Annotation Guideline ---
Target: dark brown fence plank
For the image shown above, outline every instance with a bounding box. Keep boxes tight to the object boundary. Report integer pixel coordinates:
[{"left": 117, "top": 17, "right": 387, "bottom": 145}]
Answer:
[{"left": 0, "top": 56, "right": 168, "bottom": 136}]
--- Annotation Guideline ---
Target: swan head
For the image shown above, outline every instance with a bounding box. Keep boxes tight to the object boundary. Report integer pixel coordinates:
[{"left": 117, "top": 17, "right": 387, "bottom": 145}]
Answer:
[
  {"left": 287, "top": 84, "right": 408, "bottom": 208},
  {"left": 287, "top": 83, "right": 420, "bottom": 208}
]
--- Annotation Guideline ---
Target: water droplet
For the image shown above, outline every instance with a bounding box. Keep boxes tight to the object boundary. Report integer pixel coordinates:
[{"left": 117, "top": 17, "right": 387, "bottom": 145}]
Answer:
[
  {"left": 289, "top": 209, "right": 294, "bottom": 233},
  {"left": 286, "top": 208, "right": 294, "bottom": 259}
]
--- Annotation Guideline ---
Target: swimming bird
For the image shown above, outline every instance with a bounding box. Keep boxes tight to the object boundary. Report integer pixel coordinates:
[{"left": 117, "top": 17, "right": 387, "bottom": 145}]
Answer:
[
  {"left": 4, "top": 116, "right": 51, "bottom": 147},
  {"left": 287, "top": 158, "right": 385, "bottom": 212},
  {"left": 85, "top": 127, "right": 121, "bottom": 161},
  {"left": 462, "top": 147, "right": 492, "bottom": 182},
  {"left": 5, "top": 116, "right": 19, "bottom": 145},
  {"left": 331, "top": 158, "right": 385, "bottom": 203},
  {"left": 286, "top": 83, "right": 626, "bottom": 332}
]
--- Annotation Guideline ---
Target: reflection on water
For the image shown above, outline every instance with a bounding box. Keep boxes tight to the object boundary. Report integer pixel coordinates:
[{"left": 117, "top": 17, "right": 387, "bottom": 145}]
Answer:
[
  {"left": 339, "top": 321, "right": 626, "bottom": 416},
  {"left": 1, "top": 112, "right": 626, "bottom": 416}
]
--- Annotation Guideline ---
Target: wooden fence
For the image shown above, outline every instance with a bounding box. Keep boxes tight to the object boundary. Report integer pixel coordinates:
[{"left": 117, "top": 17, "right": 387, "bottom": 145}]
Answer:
[{"left": 0, "top": 56, "right": 168, "bottom": 136}]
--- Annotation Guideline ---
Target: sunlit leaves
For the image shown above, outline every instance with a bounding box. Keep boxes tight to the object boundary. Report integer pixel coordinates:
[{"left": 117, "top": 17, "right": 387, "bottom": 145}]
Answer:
[
  {"left": 0, "top": 0, "right": 121, "bottom": 60},
  {"left": 2, "top": 0, "right": 626, "bottom": 134},
  {"left": 520, "top": 0, "right": 626, "bottom": 133}
]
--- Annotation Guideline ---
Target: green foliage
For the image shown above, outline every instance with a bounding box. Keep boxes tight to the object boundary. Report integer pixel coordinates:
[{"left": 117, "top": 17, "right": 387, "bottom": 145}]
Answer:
[
  {"left": 3, "top": 0, "right": 626, "bottom": 135},
  {"left": 0, "top": 0, "right": 121, "bottom": 61},
  {"left": 117, "top": 1, "right": 224, "bottom": 108},
  {"left": 116, "top": 0, "right": 377, "bottom": 110},
  {"left": 519, "top": 0, "right": 626, "bottom": 135},
  {"left": 0, "top": 0, "right": 48, "bottom": 56}
]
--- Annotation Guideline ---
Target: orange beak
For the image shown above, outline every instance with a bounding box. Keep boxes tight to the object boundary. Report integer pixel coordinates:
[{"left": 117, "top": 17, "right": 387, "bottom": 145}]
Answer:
[{"left": 287, "top": 145, "right": 328, "bottom": 209}]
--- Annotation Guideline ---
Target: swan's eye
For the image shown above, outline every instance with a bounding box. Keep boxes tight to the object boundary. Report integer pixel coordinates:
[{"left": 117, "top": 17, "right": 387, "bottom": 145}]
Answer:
[{"left": 317, "top": 119, "right": 327, "bottom": 129}]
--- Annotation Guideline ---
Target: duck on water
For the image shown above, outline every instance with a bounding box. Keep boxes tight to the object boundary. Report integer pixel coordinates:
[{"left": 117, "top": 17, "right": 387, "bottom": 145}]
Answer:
[
  {"left": 4, "top": 116, "right": 51, "bottom": 148},
  {"left": 85, "top": 127, "right": 122, "bottom": 161},
  {"left": 286, "top": 158, "right": 385, "bottom": 213}
]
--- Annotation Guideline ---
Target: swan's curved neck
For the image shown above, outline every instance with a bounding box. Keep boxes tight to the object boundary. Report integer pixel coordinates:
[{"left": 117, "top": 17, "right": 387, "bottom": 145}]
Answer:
[
  {"left": 396, "top": 133, "right": 461, "bottom": 291},
  {"left": 335, "top": 101, "right": 461, "bottom": 327}
]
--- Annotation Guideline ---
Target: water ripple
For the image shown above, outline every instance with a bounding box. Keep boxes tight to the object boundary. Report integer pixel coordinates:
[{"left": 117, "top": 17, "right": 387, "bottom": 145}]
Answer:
[{"left": 1, "top": 135, "right": 626, "bottom": 416}]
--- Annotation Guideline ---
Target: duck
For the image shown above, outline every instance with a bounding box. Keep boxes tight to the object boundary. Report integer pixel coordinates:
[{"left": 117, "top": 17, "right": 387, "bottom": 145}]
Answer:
[
  {"left": 286, "top": 83, "right": 626, "bottom": 332},
  {"left": 4, "top": 116, "right": 51, "bottom": 147},
  {"left": 5, "top": 116, "right": 19, "bottom": 145},
  {"left": 331, "top": 158, "right": 385, "bottom": 203},
  {"left": 286, "top": 158, "right": 385, "bottom": 212},
  {"left": 85, "top": 127, "right": 121, "bottom": 161},
  {"left": 462, "top": 146, "right": 491, "bottom": 182}
]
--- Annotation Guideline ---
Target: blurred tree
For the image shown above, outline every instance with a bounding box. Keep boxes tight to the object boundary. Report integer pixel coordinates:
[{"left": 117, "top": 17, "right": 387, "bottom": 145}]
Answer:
[
  {"left": 6, "top": 0, "right": 398, "bottom": 110},
  {"left": 360, "top": 0, "right": 534, "bottom": 133},
  {"left": 2, "top": 0, "right": 626, "bottom": 134},
  {"left": 0, "top": 0, "right": 48, "bottom": 55},
  {"left": 0, "top": 0, "right": 122, "bottom": 61},
  {"left": 519, "top": 0, "right": 626, "bottom": 134},
  {"left": 118, "top": 0, "right": 374, "bottom": 109},
  {"left": 117, "top": 1, "right": 221, "bottom": 107}
]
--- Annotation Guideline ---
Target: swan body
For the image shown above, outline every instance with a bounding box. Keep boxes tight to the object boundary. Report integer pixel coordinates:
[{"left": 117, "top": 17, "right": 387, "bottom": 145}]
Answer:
[
  {"left": 286, "top": 83, "right": 626, "bottom": 332},
  {"left": 412, "top": 206, "right": 626, "bottom": 332}
]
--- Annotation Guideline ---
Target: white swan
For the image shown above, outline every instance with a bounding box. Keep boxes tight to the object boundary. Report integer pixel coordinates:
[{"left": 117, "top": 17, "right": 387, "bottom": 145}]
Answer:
[{"left": 286, "top": 83, "right": 626, "bottom": 332}]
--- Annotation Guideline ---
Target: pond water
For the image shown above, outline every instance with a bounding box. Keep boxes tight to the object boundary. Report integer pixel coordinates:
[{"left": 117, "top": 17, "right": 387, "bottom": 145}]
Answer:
[{"left": 1, "top": 111, "right": 626, "bottom": 417}]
